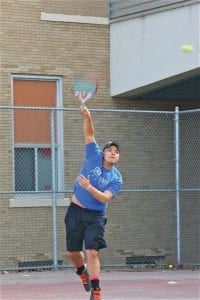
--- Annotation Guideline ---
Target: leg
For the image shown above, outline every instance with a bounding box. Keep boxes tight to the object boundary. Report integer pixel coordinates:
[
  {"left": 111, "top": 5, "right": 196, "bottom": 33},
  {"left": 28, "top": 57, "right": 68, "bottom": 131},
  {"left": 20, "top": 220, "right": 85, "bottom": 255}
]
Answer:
[
  {"left": 87, "top": 249, "right": 101, "bottom": 299},
  {"left": 67, "top": 250, "right": 85, "bottom": 267},
  {"left": 86, "top": 249, "right": 100, "bottom": 278},
  {"left": 67, "top": 250, "right": 91, "bottom": 292},
  {"left": 65, "top": 204, "right": 91, "bottom": 292},
  {"left": 84, "top": 215, "right": 107, "bottom": 300}
]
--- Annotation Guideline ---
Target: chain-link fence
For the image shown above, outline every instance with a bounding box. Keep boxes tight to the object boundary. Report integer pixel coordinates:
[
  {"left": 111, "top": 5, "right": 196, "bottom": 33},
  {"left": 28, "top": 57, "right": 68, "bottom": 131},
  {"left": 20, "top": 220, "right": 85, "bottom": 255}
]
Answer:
[{"left": 0, "top": 106, "right": 199, "bottom": 271}]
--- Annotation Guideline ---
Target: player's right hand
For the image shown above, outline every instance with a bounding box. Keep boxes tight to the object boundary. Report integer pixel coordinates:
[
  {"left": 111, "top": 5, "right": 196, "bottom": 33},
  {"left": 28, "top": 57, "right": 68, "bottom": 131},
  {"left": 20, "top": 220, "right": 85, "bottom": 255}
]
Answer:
[{"left": 80, "top": 105, "right": 91, "bottom": 117}]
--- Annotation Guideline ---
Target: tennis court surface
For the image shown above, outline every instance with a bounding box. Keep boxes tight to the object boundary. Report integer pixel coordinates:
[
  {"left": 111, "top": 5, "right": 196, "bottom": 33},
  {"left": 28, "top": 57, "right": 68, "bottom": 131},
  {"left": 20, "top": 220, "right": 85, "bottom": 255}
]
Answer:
[{"left": 1, "top": 268, "right": 199, "bottom": 300}]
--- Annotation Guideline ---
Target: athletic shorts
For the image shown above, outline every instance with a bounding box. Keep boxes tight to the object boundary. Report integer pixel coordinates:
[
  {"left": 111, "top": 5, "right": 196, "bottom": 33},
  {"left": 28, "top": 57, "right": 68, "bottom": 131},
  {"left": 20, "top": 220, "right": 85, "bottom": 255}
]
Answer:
[{"left": 65, "top": 203, "right": 107, "bottom": 251}]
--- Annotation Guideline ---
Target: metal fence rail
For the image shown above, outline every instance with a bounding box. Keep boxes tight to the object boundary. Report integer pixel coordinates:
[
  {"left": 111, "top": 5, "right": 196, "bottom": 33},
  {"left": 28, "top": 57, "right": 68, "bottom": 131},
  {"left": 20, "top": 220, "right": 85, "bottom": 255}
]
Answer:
[{"left": 0, "top": 106, "right": 199, "bottom": 270}]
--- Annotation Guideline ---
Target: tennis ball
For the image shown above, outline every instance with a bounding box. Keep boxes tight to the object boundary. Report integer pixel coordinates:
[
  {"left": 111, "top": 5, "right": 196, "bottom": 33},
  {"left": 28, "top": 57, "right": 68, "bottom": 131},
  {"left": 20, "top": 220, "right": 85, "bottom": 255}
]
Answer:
[
  {"left": 181, "top": 44, "right": 194, "bottom": 53},
  {"left": 168, "top": 264, "right": 173, "bottom": 269}
]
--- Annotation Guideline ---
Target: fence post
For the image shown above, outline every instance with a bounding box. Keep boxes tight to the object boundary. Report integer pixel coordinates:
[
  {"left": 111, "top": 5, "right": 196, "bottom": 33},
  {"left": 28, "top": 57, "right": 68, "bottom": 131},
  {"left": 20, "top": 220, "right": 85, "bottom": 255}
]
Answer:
[
  {"left": 175, "top": 106, "right": 181, "bottom": 264},
  {"left": 50, "top": 110, "right": 58, "bottom": 269}
]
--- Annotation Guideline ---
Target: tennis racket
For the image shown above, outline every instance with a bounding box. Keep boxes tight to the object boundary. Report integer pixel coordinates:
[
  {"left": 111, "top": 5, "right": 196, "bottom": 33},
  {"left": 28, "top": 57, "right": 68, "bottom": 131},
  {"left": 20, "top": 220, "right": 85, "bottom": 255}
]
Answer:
[{"left": 72, "top": 73, "right": 98, "bottom": 107}]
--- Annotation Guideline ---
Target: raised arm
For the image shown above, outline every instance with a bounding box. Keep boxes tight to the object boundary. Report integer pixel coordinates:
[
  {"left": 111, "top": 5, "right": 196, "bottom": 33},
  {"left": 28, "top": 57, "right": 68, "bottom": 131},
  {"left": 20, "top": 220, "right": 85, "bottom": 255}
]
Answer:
[
  {"left": 78, "top": 106, "right": 120, "bottom": 204},
  {"left": 80, "top": 105, "right": 95, "bottom": 144}
]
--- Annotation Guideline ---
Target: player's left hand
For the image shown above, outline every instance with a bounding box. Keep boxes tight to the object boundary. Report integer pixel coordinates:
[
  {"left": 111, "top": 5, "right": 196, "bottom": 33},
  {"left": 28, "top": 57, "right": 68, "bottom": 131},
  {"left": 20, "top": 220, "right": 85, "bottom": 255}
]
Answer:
[{"left": 77, "top": 174, "right": 90, "bottom": 189}]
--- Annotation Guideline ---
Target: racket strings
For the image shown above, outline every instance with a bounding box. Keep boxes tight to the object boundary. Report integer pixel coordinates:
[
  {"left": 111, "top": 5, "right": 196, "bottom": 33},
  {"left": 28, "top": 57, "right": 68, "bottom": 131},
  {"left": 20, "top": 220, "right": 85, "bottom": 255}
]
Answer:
[
  {"left": 75, "top": 91, "right": 93, "bottom": 102},
  {"left": 72, "top": 73, "right": 98, "bottom": 103}
]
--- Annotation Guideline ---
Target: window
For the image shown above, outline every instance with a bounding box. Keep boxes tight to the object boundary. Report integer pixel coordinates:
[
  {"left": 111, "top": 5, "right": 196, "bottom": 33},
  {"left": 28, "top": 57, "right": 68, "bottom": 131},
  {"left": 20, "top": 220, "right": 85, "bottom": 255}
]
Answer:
[
  {"left": 12, "top": 75, "right": 63, "bottom": 193},
  {"left": 14, "top": 147, "right": 58, "bottom": 191}
]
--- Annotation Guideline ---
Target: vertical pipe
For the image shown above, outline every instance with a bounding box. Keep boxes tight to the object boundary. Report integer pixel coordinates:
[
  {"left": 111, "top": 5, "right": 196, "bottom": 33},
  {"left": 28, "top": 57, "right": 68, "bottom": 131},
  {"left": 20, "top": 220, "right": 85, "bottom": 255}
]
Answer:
[
  {"left": 50, "top": 110, "right": 58, "bottom": 269},
  {"left": 175, "top": 107, "right": 181, "bottom": 264},
  {"left": 35, "top": 148, "right": 38, "bottom": 191}
]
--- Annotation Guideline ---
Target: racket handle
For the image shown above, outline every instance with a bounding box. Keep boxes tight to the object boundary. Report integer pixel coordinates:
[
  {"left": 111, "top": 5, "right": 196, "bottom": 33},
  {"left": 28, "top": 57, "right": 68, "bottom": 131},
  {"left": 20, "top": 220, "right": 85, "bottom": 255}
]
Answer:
[{"left": 80, "top": 103, "right": 86, "bottom": 112}]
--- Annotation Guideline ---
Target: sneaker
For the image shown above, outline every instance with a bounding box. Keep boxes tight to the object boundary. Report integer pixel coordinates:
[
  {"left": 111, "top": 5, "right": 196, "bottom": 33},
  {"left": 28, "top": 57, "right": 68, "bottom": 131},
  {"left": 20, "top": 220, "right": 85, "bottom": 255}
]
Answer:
[
  {"left": 78, "top": 268, "right": 91, "bottom": 292},
  {"left": 90, "top": 288, "right": 101, "bottom": 300}
]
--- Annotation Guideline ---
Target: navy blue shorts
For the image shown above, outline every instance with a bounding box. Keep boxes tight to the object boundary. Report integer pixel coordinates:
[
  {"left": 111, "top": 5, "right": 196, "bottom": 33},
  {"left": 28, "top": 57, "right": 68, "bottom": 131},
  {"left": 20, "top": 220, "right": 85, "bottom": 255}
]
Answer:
[{"left": 65, "top": 203, "right": 107, "bottom": 251}]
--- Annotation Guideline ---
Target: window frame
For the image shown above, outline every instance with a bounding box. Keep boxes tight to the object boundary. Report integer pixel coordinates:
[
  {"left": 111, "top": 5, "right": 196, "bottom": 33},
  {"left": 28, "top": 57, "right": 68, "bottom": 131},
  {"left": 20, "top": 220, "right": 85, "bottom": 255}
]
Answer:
[{"left": 11, "top": 74, "right": 64, "bottom": 204}]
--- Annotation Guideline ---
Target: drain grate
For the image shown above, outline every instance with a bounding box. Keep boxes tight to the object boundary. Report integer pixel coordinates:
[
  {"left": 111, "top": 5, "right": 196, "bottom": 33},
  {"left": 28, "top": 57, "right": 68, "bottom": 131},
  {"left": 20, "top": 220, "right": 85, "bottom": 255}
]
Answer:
[
  {"left": 126, "top": 255, "right": 165, "bottom": 265},
  {"left": 18, "top": 260, "right": 63, "bottom": 268}
]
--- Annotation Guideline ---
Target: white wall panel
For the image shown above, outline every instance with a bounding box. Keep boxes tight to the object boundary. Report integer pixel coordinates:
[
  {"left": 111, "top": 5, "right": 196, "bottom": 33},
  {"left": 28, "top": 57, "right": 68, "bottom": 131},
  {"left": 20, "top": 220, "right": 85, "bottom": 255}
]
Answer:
[{"left": 110, "top": 3, "right": 200, "bottom": 96}]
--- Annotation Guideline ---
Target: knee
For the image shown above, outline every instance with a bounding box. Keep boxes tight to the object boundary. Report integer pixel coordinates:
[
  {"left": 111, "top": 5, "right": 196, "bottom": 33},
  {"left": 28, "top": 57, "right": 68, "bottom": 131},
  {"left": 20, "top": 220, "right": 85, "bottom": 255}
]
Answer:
[
  {"left": 67, "top": 251, "right": 74, "bottom": 258},
  {"left": 86, "top": 249, "right": 99, "bottom": 259}
]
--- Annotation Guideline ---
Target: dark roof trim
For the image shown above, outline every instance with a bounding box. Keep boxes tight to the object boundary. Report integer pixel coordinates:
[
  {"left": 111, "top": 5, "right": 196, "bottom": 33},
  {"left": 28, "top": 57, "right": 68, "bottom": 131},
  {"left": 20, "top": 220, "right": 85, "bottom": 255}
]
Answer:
[
  {"left": 109, "top": 0, "right": 200, "bottom": 23},
  {"left": 112, "top": 68, "right": 200, "bottom": 99}
]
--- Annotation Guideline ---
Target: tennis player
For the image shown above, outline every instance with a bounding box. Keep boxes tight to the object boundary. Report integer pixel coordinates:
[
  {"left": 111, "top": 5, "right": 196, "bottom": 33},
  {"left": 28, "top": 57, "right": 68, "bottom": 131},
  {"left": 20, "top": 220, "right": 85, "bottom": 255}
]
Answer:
[{"left": 65, "top": 105, "right": 122, "bottom": 300}]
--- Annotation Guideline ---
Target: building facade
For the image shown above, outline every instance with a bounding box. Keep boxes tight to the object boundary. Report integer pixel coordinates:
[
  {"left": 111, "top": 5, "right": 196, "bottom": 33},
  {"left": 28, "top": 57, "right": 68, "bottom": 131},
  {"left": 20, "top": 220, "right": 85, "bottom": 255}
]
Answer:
[{"left": 0, "top": 0, "right": 199, "bottom": 269}]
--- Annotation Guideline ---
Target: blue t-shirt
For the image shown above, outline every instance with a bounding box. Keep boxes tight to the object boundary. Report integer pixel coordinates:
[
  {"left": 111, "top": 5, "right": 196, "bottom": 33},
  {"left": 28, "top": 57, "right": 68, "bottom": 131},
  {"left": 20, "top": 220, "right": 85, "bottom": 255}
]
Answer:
[{"left": 73, "top": 142, "right": 123, "bottom": 212}]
